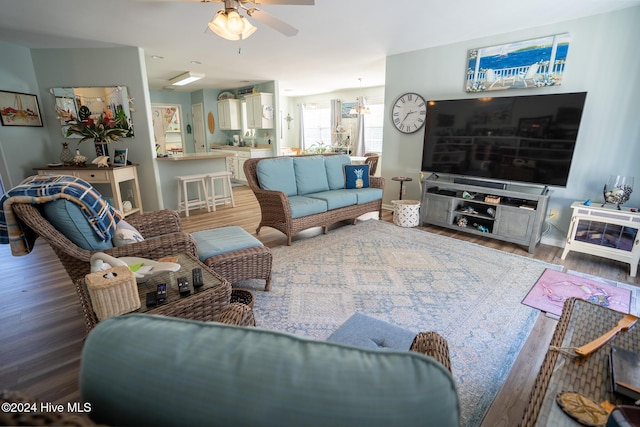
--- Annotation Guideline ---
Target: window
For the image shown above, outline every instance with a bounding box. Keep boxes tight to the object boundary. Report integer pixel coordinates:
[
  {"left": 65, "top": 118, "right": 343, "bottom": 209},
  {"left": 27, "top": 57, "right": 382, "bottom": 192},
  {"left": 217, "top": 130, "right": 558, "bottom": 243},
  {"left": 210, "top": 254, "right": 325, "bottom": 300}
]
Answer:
[
  {"left": 302, "top": 104, "right": 331, "bottom": 151},
  {"left": 301, "top": 98, "right": 385, "bottom": 154}
]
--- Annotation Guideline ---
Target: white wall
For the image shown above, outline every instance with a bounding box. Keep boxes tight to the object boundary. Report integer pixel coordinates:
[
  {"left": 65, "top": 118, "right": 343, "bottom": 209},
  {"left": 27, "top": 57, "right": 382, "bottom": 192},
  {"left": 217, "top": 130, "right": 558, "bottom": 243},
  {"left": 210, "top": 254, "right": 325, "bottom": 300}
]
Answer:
[{"left": 383, "top": 7, "right": 640, "bottom": 246}]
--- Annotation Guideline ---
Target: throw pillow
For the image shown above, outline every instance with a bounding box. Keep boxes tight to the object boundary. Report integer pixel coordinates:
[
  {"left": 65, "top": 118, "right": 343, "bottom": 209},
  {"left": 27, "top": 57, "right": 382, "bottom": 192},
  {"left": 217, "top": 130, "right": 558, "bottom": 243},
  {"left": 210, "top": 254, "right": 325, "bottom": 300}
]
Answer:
[
  {"left": 112, "top": 219, "right": 144, "bottom": 247},
  {"left": 344, "top": 164, "right": 370, "bottom": 189}
]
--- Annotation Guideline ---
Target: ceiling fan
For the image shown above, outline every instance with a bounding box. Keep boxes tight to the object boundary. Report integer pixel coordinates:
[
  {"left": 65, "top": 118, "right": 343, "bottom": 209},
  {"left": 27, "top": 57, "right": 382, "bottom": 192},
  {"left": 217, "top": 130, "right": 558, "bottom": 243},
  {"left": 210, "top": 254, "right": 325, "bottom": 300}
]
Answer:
[{"left": 201, "top": 0, "right": 314, "bottom": 41}]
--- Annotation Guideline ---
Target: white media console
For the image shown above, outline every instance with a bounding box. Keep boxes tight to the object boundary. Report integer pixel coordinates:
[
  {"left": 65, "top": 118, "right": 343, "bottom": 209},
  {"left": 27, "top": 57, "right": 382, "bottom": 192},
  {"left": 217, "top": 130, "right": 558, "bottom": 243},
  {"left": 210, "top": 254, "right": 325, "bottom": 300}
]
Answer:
[{"left": 419, "top": 177, "right": 550, "bottom": 253}]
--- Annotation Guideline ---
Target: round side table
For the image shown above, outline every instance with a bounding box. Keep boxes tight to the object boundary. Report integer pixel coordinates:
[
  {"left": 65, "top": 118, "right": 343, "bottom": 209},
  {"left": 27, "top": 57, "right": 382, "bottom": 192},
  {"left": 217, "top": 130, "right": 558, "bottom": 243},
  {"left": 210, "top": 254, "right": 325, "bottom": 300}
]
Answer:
[{"left": 391, "top": 176, "right": 413, "bottom": 200}]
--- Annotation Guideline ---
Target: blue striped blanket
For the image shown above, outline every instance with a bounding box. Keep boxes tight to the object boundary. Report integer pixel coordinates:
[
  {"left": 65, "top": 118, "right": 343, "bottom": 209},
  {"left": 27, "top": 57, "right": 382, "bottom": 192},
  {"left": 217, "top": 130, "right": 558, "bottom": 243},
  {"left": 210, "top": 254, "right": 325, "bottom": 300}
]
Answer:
[{"left": 0, "top": 174, "right": 121, "bottom": 256}]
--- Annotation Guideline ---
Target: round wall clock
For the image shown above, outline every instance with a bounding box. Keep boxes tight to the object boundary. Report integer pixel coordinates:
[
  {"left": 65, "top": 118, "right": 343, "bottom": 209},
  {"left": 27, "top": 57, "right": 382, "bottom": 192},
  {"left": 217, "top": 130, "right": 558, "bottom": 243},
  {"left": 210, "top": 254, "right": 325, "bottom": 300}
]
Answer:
[{"left": 391, "top": 92, "right": 427, "bottom": 134}]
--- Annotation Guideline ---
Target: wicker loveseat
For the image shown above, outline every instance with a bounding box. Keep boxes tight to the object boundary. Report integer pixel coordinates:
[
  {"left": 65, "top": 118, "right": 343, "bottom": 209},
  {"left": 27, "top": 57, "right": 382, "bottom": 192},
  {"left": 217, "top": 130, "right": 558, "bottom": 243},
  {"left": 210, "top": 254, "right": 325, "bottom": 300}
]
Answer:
[{"left": 244, "top": 154, "right": 385, "bottom": 245}]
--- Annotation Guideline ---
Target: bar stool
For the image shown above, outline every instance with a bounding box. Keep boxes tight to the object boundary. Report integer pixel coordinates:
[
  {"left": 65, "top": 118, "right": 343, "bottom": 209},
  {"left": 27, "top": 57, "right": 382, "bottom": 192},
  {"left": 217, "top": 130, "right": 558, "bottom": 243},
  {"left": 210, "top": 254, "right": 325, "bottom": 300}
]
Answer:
[
  {"left": 207, "top": 171, "right": 235, "bottom": 211},
  {"left": 177, "top": 174, "right": 211, "bottom": 217}
]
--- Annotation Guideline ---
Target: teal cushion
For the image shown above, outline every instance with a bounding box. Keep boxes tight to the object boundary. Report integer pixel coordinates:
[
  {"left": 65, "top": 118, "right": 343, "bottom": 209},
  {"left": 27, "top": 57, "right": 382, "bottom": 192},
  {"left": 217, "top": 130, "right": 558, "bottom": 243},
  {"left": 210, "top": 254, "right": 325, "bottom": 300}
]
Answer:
[
  {"left": 350, "top": 187, "right": 383, "bottom": 204},
  {"left": 293, "top": 156, "right": 330, "bottom": 195},
  {"left": 327, "top": 313, "right": 416, "bottom": 350},
  {"left": 81, "top": 314, "right": 460, "bottom": 427},
  {"left": 288, "top": 195, "right": 327, "bottom": 218},
  {"left": 43, "top": 199, "right": 113, "bottom": 251},
  {"left": 256, "top": 157, "right": 297, "bottom": 196},
  {"left": 306, "top": 190, "right": 358, "bottom": 210},
  {"left": 192, "top": 226, "right": 263, "bottom": 260},
  {"left": 344, "top": 164, "right": 370, "bottom": 189},
  {"left": 324, "top": 154, "right": 351, "bottom": 190}
]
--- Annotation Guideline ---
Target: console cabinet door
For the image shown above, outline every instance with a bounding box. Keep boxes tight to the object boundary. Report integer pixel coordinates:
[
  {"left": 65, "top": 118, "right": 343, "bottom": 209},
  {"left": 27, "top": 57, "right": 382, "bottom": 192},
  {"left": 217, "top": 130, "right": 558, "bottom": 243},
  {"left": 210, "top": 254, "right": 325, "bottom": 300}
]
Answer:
[
  {"left": 496, "top": 206, "right": 535, "bottom": 241},
  {"left": 421, "top": 195, "right": 452, "bottom": 226}
]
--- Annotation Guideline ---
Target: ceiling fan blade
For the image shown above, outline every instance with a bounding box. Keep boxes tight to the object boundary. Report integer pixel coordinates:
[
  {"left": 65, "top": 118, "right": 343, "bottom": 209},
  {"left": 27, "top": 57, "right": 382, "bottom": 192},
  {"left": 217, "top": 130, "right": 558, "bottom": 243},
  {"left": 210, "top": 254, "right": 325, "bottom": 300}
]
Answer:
[
  {"left": 246, "top": 8, "right": 299, "bottom": 36},
  {"left": 246, "top": 0, "right": 314, "bottom": 5}
]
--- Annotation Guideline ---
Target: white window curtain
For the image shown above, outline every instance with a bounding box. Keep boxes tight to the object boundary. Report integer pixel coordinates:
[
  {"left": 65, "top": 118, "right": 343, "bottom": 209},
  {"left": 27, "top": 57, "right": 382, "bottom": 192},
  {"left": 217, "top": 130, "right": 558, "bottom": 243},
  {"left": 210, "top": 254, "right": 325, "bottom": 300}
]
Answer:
[
  {"left": 354, "top": 113, "right": 366, "bottom": 157},
  {"left": 298, "top": 103, "right": 306, "bottom": 150},
  {"left": 330, "top": 99, "right": 341, "bottom": 146}
]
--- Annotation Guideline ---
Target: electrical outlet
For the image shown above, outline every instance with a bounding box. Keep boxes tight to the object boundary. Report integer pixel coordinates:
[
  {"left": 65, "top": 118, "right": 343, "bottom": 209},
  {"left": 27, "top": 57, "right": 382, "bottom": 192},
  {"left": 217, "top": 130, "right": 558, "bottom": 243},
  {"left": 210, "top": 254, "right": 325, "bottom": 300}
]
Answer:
[{"left": 549, "top": 209, "right": 559, "bottom": 220}]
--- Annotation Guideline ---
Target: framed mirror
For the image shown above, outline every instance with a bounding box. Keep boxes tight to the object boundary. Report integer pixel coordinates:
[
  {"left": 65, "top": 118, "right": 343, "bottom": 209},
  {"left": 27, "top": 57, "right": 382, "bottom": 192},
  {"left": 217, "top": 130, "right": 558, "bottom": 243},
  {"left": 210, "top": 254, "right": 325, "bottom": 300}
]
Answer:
[{"left": 52, "top": 86, "right": 134, "bottom": 138}]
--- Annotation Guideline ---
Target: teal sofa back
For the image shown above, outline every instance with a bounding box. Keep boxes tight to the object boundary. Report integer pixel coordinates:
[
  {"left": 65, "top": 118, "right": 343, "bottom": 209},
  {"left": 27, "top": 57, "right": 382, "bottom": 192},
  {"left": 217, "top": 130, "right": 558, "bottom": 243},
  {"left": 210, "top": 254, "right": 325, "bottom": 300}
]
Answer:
[{"left": 80, "top": 314, "right": 459, "bottom": 427}]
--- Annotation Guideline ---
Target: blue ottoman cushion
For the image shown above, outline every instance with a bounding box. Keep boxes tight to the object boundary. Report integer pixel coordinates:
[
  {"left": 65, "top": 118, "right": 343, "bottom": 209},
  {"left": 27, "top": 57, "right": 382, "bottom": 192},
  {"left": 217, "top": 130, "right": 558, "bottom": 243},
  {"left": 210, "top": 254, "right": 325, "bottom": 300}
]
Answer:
[
  {"left": 192, "top": 226, "right": 263, "bottom": 261},
  {"left": 326, "top": 313, "right": 416, "bottom": 350}
]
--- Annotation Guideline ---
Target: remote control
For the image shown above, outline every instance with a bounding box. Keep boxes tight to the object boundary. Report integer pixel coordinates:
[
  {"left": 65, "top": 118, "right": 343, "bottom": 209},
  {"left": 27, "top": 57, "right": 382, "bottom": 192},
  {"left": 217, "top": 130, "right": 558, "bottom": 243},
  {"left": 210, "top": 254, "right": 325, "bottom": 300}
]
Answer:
[
  {"left": 145, "top": 291, "right": 157, "bottom": 308},
  {"left": 178, "top": 276, "right": 191, "bottom": 296},
  {"left": 192, "top": 268, "right": 204, "bottom": 288},
  {"left": 156, "top": 283, "right": 167, "bottom": 304}
]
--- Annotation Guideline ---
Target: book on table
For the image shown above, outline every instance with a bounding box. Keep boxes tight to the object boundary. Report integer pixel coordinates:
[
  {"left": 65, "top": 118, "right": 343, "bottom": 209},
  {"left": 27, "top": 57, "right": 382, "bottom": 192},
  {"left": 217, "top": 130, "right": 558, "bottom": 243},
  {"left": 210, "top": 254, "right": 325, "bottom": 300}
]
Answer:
[{"left": 610, "top": 346, "right": 640, "bottom": 401}]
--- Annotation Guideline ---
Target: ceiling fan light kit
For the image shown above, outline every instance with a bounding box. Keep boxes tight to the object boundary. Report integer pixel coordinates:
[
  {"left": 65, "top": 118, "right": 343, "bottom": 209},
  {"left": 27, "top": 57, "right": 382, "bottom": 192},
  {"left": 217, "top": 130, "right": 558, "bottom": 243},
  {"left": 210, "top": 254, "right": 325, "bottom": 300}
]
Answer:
[
  {"left": 169, "top": 71, "right": 205, "bottom": 86},
  {"left": 205, "top": 0, "right": 314, "bottom": 41},
  {"left": 208, "top": 8, "right": 257, "bottom": 40}
]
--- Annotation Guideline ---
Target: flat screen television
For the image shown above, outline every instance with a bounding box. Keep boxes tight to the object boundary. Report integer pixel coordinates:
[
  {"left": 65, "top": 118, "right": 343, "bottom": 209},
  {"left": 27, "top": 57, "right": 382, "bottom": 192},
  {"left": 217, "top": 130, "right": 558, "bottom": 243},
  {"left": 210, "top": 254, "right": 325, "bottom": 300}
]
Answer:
[{"left": 421, "top": 92, "right": 587, "bottom": 188}]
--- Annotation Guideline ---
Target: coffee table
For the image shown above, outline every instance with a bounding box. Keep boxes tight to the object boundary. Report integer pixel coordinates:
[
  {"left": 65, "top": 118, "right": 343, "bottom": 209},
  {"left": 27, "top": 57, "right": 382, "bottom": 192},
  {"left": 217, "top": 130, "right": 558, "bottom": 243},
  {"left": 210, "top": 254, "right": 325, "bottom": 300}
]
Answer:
[
  {"left": 521, "top": 298, "right": 639, "bottom": 426},
  {"left": 75, "top": 253, "right": 254, "bottom": 333}
]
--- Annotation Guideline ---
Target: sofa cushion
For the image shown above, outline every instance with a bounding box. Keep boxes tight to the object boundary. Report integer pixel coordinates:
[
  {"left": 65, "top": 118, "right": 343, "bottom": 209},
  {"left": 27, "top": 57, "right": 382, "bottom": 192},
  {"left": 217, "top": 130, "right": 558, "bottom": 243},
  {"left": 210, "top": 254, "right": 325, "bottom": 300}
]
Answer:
[
  {"left": 344, "top": 164, "right": 370, "bottom": 189},
  {"left": 350, "top": 187, "right": 384, "bottom": 204},
  {"left": 43, "top": 199, "right": 113, "bottom": 251},
  {"left": 306, "top": 189, "right": 358, "bottom": 210},
  {"left": 293, "top": 156, "right": 330, "bottom": 195},
  {"left": 112, "top": 219, "right": 144, "bottom": 247},
  {"left": 192, "top": 226, "right": 263, "bottom": 261},
  {"left": 80, "top": 314, "right": 460, "bottom": 427},
  {"left": 324, "top": 154, "right": 351, "bottom": 190},
  {"left": 256, "top": 157, "right": 297, "bottom": 196},
  {"left": 288, "top": 195, "right": 328, "bottom": 218}
]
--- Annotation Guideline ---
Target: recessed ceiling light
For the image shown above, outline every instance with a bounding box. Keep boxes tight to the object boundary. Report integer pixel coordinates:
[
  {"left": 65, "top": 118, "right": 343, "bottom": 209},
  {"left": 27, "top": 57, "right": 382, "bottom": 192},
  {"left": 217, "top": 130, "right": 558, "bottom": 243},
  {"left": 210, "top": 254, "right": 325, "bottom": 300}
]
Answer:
[
  {"left": 190, "top": 60, "right": 202, "bottom": 65},
  {"left": 151, "top": 55, "right": 164, "bottom": 60}
]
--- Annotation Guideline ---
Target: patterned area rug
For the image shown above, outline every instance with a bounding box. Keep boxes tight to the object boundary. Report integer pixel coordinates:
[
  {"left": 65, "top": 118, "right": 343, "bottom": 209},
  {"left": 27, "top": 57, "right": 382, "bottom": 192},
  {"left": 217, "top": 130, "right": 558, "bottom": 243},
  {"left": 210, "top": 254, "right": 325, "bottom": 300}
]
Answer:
[
  {"left": 240, "top": 220, "right": 560, "bottom": 427},
  {"left": 522, "top": 269, "right": 633, "bottom": 317}
]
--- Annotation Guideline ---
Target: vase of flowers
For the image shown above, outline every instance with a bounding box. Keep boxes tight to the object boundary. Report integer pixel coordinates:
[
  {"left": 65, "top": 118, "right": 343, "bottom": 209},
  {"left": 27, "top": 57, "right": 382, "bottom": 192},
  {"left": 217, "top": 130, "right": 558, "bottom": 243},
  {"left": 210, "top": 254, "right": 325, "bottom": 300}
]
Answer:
[{"left": 65, "top": 109, "right": 130, "bottom": 159}]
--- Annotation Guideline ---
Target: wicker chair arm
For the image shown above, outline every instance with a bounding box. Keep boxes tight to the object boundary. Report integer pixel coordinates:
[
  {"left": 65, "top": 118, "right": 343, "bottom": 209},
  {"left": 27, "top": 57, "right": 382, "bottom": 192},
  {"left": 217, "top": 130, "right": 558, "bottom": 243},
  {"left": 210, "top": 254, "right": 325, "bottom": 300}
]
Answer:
[
  {"left": 369, "top": 176, "right": 385, "bottom": 189},
  {"left": 125, "top": 209, "right": 182, "bottom": 238},
  {"left": 213, "top": 302, "right": 256, "bottom": 326},
  {"left": 410, "top": 331, "right": 452, "bottom": 373}
]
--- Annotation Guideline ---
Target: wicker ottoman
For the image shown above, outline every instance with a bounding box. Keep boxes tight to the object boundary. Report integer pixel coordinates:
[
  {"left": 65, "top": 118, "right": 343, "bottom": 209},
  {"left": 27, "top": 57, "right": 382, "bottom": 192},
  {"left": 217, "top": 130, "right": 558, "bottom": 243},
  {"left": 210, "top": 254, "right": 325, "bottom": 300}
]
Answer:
[{"left": 192, "top": 226, "right": 273, "bottom": 291}]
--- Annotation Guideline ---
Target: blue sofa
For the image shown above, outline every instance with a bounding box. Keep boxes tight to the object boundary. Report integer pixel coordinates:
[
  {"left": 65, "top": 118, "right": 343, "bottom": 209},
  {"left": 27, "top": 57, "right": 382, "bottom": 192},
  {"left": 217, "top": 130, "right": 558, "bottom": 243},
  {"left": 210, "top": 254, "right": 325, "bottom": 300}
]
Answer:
[
  {"left": 244, "top": 154, "right": 385, "bottom": 245},
  {"left": 78, "top": 314, "right": 459, "bottom": 427}
]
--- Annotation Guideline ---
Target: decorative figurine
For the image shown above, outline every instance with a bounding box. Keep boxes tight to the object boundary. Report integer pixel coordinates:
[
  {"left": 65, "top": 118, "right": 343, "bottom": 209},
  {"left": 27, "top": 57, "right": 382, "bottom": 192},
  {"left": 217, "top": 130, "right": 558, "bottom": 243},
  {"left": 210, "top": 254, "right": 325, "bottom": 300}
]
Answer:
[
  {"left": 457, "top": 217, "right": 468, "bottom": 227},
  {"left": 92, "top": 156, "right": 110, "bottom": 168}
]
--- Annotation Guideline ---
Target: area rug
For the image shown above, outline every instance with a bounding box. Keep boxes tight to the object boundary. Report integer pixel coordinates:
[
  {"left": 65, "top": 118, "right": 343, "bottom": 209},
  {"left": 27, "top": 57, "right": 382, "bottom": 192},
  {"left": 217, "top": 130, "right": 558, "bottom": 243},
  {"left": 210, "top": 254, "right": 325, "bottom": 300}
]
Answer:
[
  {"left": 522, "top": 268, "right": 632, "bottom": 317},
  {"left": 239, "top": 219, "right": 560, "bottom": 427}
]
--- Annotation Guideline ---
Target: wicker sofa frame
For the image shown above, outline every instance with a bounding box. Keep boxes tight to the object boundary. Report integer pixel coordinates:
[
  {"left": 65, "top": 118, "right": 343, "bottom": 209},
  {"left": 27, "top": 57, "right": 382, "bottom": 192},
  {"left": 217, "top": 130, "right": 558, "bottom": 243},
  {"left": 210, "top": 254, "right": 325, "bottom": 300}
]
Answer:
[{"left": 244, "top": 154, "right": 385, "bottom": 245}]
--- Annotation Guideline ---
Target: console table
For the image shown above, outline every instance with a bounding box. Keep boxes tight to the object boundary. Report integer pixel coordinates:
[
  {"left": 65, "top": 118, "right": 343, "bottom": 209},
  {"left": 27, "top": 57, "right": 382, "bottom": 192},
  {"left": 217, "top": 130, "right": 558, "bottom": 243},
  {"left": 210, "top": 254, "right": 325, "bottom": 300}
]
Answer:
[
  {"left": 35, "top": 164, "right": 143, "bottom": 217},
  {"left": 521, "top": 298, "right": 639, "bottom": 426},
  {"left": 562, "top": 202, "right": 640, "bottom": 277}
]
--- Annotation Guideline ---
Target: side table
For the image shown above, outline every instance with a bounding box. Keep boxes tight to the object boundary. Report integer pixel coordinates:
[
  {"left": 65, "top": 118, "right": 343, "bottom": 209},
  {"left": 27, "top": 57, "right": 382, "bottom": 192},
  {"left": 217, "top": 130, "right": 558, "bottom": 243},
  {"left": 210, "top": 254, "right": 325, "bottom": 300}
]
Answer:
[
  {"left": 561, "top": 201, "right": 640, "bottom": 277},
  {"left": 521, "top": 298, "right": 639, "bottom": 426},
  {"left": 75, "top": 253, "right": 255, "bottom": 333},
  {"left": 392, "top": 176, "right": 413, "bottom": 200}
]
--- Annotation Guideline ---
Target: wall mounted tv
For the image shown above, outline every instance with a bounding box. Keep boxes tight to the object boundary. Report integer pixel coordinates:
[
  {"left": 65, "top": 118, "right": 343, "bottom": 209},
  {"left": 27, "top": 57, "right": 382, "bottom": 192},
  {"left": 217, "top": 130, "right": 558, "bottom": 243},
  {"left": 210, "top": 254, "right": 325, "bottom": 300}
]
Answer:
[{"left": 421, "top": 92, "right": 587, "bottom": 188}]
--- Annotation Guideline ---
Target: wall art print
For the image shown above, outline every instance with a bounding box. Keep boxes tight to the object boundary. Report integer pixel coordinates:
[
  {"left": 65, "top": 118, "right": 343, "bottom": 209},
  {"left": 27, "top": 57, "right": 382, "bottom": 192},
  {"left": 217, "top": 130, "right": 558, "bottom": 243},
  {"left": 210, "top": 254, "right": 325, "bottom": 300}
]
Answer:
[
  {"left": 465, "top": 33, "right": 570, "bottom": 93},
  {"left": 0, "top": 90, "right": 43, "bottom": 127}
]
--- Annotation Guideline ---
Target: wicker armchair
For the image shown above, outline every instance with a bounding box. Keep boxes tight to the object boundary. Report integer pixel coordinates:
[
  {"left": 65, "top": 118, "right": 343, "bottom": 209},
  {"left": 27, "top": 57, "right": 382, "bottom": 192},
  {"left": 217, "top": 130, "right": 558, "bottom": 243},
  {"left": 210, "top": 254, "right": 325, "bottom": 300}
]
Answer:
[{"left": 11, "top": 204, "right": 198, "bottom": 284}]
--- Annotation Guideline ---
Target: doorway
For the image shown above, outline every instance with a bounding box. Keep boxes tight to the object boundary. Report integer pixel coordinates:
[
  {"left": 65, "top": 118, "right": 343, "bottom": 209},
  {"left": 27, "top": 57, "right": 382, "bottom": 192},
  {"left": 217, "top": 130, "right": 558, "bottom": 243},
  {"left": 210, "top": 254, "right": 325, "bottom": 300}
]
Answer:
[
  {"left": 192, "top": 103, "right": 205, "bottom": 153},
  {"left": 151, "top": 104, "right": 184, "bottom": 155}
]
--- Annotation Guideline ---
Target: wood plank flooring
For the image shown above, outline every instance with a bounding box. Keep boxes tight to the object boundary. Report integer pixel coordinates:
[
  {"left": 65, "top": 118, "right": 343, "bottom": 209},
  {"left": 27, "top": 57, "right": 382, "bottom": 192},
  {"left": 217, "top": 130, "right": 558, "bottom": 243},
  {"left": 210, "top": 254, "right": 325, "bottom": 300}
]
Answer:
[{"left": 2, "top": 185, "right": 638, "bottom": 425}]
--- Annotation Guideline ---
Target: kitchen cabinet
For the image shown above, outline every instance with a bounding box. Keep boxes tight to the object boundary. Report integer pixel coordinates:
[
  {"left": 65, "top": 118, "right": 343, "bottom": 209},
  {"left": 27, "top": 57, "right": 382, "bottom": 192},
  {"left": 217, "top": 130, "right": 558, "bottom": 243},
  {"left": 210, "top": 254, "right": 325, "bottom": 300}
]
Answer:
[
  {"left": 217, "top": 99, "right": 241, "bottom": 130},
  {"left": 211, "top": 147, "right": 272, "bottom": 183},
  {"left": 244, "top": 93, "right": 273, "bottom": 129}
]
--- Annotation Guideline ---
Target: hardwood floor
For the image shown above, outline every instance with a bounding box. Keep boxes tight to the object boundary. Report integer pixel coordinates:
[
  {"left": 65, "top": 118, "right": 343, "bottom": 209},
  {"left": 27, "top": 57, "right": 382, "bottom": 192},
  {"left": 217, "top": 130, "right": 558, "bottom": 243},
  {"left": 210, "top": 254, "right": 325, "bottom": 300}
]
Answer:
[{"left": 2, "top": 185, "right": 638, "bottom": 425}]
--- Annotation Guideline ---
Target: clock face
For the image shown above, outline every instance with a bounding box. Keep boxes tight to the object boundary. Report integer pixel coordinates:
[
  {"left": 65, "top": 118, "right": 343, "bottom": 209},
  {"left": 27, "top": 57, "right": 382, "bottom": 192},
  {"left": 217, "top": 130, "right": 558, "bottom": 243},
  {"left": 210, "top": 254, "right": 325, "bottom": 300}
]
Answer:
[{"left": 391, "top": 93, "right": 427, "bottom": 134}]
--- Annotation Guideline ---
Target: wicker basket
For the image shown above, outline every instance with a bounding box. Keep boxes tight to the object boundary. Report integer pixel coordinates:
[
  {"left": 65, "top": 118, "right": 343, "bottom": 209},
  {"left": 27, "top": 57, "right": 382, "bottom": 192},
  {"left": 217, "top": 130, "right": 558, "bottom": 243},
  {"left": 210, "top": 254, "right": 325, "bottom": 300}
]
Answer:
[
  {"left": 85, "top": 266, "right": 140, "bottom": 321},
  {"left": 230, "top": 288, "right": 255, "bottom": 308}
]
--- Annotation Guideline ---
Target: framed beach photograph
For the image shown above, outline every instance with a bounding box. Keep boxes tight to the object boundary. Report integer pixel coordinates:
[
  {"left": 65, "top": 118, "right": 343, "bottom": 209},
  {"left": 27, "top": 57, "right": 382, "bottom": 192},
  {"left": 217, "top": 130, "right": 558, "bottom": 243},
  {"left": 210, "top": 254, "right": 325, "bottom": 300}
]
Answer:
[
  {"left": 465, "top": 33, "right": 571, "bottom": 93},
  {"left": 113, "top": 148, "right": 128, "bottom": 166},
  {"left": 0, "top": 90, "right": 43, "bottom": 127}
]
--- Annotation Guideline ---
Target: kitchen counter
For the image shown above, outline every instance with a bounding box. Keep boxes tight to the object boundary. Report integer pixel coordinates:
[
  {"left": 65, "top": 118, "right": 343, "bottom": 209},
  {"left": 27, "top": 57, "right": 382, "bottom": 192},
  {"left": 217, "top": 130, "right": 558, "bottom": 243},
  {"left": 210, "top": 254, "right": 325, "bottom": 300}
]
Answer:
[
  {"left": 156, "top": 152, "right": 237, "bottom": 161},
  {"left": 210, "top": 144, "right": 273, "bottom": 154}
]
